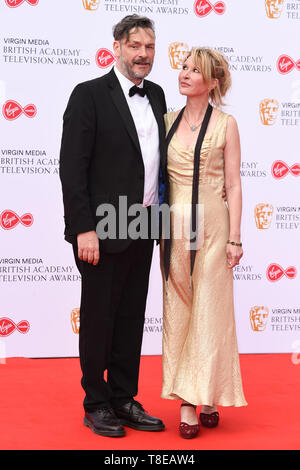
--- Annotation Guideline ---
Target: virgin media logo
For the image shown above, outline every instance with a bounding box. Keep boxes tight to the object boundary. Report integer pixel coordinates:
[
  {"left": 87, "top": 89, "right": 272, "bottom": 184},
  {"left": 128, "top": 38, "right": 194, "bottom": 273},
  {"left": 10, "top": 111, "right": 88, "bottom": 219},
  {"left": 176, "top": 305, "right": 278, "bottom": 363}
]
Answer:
[
  {"left": 2, "top": 100, "right": 37, "bottom": 121},
  {"left": 277, "top": 55, "right": 300, "bottom": 74},
  {"left": 95, "top": 49, "right": 115, "bottom": 69},
  {"left": 266, "top": 263, "right": 297, "bottom": 282},
  {"left": 272, "top": 161, "right": 300, "bottom": 179},
  {"left": 0, "top": 210, "right": 34, "bottom": 230},
  {"left": 0, "top": 318, "right": 30, "bottom": 337},
  {"left": 5, "top": 0, "right": 38, "bottom": 7},
  {"left": 194, "top": 0, "right": 226, "bottom": 17}
]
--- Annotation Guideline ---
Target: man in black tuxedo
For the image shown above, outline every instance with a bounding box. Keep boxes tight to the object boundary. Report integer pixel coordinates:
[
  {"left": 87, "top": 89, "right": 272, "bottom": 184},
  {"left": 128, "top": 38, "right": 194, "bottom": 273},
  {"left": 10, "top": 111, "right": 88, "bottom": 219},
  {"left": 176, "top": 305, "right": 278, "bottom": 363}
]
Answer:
[{"left": 59, "top": 15, "right": 166, "bottom": 437}]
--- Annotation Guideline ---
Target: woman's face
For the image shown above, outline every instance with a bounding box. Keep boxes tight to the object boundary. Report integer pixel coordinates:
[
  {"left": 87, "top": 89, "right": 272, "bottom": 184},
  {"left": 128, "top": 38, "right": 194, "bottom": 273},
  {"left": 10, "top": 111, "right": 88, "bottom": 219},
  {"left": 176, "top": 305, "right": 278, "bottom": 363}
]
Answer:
[{"left": 178, "top": 56, "right": 209, "bottom": 98}]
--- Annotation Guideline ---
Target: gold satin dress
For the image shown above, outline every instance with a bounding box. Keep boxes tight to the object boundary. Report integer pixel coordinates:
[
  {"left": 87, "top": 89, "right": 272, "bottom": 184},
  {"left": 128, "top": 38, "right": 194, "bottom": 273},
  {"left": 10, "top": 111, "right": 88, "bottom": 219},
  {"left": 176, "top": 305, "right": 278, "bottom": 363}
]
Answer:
[{"left": 160, "top": 110, "right": 247, "bottom": 407}]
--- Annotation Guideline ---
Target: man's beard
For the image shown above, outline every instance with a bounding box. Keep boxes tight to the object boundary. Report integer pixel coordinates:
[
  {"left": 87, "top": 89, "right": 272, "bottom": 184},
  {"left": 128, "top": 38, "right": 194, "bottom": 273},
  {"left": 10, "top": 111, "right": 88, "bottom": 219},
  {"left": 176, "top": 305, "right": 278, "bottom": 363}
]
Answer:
[{"left": 119, "top": 56, "right": 153, "bottom": 80}]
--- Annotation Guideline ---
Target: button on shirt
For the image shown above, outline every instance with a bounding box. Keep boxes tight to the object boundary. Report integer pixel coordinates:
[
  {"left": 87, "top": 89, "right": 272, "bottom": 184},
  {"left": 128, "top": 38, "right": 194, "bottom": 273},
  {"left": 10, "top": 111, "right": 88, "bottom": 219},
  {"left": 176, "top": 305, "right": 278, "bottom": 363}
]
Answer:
[{"left": 114, "top": 66, "right": 160, "bottom": 206}]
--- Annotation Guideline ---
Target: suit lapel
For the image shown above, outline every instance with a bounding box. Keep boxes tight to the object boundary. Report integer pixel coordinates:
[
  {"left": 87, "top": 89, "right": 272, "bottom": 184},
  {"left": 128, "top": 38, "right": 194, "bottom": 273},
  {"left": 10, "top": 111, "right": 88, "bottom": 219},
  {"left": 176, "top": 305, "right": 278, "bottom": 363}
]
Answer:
[
  {"left": 106, "top": 69, "right": 142, "bottom": 155},
  {"left": 106, "top": 69, "right": 166, "bottom": 169}
]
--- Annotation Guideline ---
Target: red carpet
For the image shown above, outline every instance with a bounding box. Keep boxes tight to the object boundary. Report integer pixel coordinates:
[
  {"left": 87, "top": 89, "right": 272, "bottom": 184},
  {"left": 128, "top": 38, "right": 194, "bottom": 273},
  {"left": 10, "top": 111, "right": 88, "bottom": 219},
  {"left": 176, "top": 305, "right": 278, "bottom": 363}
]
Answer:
[{"left": 0, "top": 354, "right": 299, "bottom": 450}]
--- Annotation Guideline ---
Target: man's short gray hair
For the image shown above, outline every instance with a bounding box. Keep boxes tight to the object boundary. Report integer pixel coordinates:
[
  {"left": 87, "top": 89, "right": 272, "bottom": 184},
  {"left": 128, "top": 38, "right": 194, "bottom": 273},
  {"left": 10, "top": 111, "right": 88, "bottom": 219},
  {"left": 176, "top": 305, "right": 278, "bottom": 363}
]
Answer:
[{"left": 113, "top": 14, "right": 155, "bottom": 42}]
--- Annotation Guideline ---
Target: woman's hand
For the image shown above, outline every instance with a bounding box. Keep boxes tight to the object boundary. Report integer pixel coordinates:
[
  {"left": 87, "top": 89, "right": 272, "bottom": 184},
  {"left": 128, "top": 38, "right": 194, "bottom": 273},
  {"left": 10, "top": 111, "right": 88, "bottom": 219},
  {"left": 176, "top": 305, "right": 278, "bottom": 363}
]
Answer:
[{"left": 226, "top": 243, "right": 243, "bottom": 269}]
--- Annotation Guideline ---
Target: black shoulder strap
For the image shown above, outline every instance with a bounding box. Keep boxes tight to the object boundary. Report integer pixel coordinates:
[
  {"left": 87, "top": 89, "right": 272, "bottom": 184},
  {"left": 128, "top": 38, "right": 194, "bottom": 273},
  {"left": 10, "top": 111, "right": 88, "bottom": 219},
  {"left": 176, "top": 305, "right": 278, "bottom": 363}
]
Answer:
[
  {"left": 166, "top": 107, "right": 185, "bottom": 149},
  {"left": 163, "top": 104, "right": 213, "bottom": 282},
  {"left": 163, "top": 108, "right": 185, "bottom": 283},
  {"left": 190, "top": 103, "right": 213, "bottom": 277}
]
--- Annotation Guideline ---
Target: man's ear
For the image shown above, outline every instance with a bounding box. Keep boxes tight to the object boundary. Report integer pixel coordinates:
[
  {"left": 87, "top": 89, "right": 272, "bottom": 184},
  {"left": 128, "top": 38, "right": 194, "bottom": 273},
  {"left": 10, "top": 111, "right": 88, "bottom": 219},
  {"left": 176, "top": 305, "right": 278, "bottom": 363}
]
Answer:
[{"left": 113, "top": 41, "right": 120, "bottom": 59}]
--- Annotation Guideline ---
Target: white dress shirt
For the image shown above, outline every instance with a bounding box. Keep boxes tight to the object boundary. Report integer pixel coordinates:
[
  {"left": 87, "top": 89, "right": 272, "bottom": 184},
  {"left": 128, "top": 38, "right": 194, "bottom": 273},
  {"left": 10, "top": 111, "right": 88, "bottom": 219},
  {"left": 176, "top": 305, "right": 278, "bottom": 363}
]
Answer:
[{"left": 114, "top": 66, "right": 160, "bottom": 206}]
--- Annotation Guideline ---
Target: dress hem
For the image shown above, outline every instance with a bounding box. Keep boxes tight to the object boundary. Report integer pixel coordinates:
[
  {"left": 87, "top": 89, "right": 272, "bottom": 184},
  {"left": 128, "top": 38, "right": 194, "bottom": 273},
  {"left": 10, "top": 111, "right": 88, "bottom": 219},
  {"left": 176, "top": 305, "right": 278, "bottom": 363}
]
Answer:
[{"left": 161, "top": 391, "right": 248, "bottom": 408}]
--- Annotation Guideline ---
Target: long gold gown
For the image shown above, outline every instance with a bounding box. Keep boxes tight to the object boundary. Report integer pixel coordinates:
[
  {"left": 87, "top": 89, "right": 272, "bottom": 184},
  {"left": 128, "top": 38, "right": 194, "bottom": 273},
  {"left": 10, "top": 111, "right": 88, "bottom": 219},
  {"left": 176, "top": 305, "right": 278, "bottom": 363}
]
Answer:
[{"left": 161, "top": 110, "right": 247, "bottom": 407}]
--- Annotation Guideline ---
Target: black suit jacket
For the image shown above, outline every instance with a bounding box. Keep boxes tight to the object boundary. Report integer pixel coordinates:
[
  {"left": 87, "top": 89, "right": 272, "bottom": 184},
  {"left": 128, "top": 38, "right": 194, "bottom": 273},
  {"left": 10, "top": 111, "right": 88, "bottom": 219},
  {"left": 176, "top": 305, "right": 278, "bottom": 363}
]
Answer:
[{"left": 59, "top": 68, "right": 167, "bottom": 253}]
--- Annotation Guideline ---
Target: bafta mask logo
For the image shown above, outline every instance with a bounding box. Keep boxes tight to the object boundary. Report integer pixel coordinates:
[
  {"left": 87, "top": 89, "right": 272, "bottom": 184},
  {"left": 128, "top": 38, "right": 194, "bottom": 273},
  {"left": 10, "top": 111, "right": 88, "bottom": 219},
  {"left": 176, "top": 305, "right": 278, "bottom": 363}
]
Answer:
[
  {"left": 168, "top": 42, "right": 189, "bottom": 70},
  {"left": 254, "top": 203, "right": 273, "bottom": 229},
  {"left": 71, "top": 308, "right": 80, "bottom": 334},
  {"left": 82, "top": 0, "right": 100, "bottom": 10},
  {"left": 250, "top": 306, "right": 269, "bottom": 332},
  {"left": 259, "top": 99, "right": 279, "bottom": 125},
  {"left": 265, "top": 0, "right": 284, "bottom": 18}
]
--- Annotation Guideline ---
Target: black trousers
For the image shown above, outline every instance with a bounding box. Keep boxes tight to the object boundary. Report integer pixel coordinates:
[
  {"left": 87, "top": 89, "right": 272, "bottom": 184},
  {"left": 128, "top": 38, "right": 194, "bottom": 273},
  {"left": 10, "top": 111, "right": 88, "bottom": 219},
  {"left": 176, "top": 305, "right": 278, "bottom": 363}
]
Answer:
[{"left": 73, "top": 236, "right": 154, "bottom": 412}]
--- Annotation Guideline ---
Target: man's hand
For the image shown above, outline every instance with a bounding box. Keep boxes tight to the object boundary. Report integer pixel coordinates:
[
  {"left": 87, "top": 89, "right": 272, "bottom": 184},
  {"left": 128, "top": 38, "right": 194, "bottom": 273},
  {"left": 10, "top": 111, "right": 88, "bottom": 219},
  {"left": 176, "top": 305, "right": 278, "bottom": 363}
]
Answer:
[{"left": 77, "top": 231, "right": 99, "bottom": 266}]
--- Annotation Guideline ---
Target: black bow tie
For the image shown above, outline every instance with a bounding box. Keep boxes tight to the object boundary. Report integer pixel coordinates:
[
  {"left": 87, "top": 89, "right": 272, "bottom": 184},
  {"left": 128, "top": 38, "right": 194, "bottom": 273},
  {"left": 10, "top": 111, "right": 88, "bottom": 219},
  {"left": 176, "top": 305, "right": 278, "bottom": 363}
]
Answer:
[{"left": 129, "top": 85, "right": 147, "bottom": 98}]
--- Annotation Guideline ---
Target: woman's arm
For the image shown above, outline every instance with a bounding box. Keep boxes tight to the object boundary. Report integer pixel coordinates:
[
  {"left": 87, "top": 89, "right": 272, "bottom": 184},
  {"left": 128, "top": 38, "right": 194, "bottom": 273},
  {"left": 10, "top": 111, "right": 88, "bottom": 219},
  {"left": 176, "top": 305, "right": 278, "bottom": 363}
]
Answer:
[{"left": 224, "top": 115, "right": 243, "bottom": 269}]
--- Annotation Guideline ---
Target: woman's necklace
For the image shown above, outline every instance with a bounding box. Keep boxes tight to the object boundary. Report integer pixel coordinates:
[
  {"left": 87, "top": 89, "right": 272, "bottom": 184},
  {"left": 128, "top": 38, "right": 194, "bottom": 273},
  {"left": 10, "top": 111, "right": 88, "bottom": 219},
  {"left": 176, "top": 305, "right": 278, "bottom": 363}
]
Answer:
[{"left": 183, "top": 111, "right": 204, "bottom": 132}]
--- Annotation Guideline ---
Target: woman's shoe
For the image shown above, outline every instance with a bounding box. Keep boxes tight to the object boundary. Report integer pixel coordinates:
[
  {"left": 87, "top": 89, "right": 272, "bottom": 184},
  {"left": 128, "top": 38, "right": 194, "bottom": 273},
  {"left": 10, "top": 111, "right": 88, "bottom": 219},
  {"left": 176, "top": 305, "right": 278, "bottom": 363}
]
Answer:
[
  {"left": 179, "top": 403, "right": 200, "bottom": 439},
  {"left": 199, "top": 410, "right": 219, "bottom": 428}
]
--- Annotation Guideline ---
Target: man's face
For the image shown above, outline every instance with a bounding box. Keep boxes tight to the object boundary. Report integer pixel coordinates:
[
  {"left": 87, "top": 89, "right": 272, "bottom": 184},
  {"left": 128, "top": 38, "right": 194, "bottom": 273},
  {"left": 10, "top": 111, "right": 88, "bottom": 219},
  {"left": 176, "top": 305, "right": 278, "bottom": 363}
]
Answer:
[{"left": 113, "top": 27, "right": 155, "bottom": 84}]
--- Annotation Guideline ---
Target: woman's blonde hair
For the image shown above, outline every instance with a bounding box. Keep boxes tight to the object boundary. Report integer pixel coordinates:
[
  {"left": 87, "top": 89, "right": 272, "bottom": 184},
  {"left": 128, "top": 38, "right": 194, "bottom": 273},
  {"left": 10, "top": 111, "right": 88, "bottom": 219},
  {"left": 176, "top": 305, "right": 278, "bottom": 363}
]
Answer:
[{"left": 184, "top": 47, "right": 231, "bottom": 107}]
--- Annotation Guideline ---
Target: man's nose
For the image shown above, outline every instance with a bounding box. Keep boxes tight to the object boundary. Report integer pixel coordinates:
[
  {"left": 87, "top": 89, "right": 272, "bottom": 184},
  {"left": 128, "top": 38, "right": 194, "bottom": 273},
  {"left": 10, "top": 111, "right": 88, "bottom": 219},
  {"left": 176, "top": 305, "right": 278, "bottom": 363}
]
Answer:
[{"left": 138, "top": 47, "right": 148, "bottom": 57}]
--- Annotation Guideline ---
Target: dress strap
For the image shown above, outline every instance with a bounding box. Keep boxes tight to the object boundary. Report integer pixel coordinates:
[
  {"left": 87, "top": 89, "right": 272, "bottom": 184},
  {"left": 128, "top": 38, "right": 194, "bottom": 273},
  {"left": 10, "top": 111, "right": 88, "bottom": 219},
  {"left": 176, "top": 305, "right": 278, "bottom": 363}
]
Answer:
[
  {"left": 163, "top": 107, "right": 185, "bottom": 283},
  {"left": 166, "top": 107, "right": 185, "bottom": 148},
  {"left": 163, "top": 104, "right": 213, "bottom": 282},
  {"left": 190, "top": 104, "right": 213, "bottom": 278}
]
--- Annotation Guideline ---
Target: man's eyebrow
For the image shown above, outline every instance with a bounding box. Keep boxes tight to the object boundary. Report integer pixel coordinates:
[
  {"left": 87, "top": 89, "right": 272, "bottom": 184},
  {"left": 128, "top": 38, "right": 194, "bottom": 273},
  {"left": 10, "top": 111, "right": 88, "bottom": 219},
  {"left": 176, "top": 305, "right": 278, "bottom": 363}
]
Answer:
[{"left": 128, "top": 40, "right": 155, "bottom": 45}]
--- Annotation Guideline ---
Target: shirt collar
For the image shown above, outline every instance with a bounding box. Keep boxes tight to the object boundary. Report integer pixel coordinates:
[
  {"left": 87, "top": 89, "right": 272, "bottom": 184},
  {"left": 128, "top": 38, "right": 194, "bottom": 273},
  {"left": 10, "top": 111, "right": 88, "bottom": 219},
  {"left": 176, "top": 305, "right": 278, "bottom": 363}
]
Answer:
[{"left": 114, "top": 66, "right": 144, "bottom": 96}]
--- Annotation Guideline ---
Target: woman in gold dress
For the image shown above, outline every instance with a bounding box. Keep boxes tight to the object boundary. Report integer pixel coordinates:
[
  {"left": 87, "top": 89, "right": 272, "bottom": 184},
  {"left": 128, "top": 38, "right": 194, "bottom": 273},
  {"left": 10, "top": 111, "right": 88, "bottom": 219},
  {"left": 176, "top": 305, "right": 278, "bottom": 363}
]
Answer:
[{"left": 161, "top": 48, "right": 247, "bottom": 439}]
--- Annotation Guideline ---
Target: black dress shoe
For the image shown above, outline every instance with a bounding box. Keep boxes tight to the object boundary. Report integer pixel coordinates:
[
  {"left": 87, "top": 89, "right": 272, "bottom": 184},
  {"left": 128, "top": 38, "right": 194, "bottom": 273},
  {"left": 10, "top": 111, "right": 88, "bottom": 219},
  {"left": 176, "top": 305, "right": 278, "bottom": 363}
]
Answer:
[
  {"left": 114, "top": 400, "right": 165, "bottom": 431},
  {"left": 83, "top": 407, "right": 126, "bottom": 437}
]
